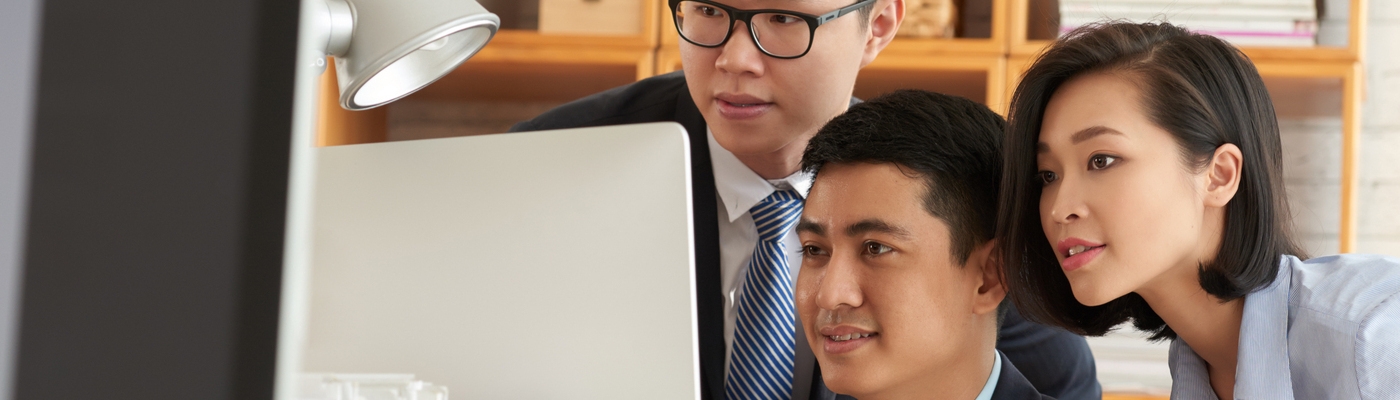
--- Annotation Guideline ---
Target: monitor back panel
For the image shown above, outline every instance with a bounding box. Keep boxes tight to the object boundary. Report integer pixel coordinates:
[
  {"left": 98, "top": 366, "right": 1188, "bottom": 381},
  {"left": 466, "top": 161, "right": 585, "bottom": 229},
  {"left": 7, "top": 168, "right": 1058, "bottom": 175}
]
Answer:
[{"left": 302, "top": 122, "right": 697, "bottom": 399}]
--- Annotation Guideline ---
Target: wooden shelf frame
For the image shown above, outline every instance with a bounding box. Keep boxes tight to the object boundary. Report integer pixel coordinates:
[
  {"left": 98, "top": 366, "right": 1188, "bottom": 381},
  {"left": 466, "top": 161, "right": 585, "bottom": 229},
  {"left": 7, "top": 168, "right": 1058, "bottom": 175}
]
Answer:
[
  {"left": 1008, "top": 0, "right": 1367, "bottom": 63},
  {"left": 317, "top": 1, "right": 663, "bottom": 147},
  {"left": 866, "top": 53, "right": 1008, "bottom": 108},
  {"left": 473, "top": 0, "right": 663, "bottom": 79}
]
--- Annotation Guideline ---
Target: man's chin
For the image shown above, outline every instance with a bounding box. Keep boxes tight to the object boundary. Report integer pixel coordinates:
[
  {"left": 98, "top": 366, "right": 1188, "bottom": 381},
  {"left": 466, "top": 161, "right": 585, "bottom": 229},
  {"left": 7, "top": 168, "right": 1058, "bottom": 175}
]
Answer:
[
  {"left": 819, "top": 363, "right": 886, "bottom": 398},
  {"left": 709, "top": 115, "right": 775, "bottom": 136}
]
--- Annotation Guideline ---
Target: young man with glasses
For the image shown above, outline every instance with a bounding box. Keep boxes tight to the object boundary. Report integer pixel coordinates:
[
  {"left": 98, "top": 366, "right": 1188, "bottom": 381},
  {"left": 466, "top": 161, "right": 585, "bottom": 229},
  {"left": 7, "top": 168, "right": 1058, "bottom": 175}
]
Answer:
[{"left": 512, "top": 1, "right": 1098, "bottom": 399}]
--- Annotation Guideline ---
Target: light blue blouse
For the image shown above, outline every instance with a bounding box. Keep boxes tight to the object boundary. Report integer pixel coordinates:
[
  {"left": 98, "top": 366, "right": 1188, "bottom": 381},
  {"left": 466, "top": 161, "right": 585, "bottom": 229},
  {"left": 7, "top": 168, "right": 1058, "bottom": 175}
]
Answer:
[{"left": 1169, "top": 254, "right": 1400, "bottom": 399}]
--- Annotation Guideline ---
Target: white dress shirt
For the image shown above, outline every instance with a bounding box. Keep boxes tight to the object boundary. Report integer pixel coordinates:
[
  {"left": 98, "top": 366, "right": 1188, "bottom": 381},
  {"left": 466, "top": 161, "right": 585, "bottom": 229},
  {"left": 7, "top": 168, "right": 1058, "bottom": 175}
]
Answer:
[
  {"left": 707, "top": 130, "right": 814, "bottom": 395},
  {"left": 974, "top": 351, "right": 1003, "bottom": 400},
  {"left": 1168, "top": 253, "right": 1400, "bottom": 399}
]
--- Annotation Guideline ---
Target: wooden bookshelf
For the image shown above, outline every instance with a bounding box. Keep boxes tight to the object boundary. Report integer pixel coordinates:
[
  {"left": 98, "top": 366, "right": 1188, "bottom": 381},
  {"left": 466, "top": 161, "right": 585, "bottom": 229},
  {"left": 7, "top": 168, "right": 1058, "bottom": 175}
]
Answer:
[
  {"left": 317, "top": 0, "right": 1367, "bottom": 251},
  {"left": 316, "top": 0, "right": 661, "bottom": 146}
]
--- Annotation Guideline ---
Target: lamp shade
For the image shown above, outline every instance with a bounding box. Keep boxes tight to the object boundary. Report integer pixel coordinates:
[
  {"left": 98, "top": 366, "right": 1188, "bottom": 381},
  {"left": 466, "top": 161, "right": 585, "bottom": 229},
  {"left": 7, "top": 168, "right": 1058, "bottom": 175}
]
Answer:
[{"left": 328, "top": 0, "right": 499, "bottom": 110}]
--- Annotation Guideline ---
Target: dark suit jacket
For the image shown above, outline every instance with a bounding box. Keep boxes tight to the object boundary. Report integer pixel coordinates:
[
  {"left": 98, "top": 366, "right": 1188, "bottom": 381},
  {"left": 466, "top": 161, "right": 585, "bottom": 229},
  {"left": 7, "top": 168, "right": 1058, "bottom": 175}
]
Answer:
[
  {"left": 511, "top": 71, "right": 1101, "bottom": 400},
  {"left": 991, "top": 352, "right": 1058, "bottom": 400}
]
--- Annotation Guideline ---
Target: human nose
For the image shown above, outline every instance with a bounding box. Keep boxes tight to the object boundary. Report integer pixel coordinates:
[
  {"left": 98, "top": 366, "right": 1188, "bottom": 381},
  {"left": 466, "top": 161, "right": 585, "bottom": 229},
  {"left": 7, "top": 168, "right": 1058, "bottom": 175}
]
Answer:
[
  {"left": 714, "top": 20, "right": 766, "bottom": 76},
  {"left": 1044, "top": 174, "right": 1086, "bottom": 225},
  {"left": 814, "top": 251, "right": 862, "bottom": 311}
]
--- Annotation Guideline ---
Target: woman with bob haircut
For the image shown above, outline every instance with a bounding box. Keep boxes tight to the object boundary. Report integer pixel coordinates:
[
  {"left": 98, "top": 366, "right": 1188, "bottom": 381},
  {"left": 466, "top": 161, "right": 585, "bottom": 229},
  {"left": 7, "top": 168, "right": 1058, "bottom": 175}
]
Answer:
[{"left": 997, "top": 21, "right": 1400, "bottom": 399}]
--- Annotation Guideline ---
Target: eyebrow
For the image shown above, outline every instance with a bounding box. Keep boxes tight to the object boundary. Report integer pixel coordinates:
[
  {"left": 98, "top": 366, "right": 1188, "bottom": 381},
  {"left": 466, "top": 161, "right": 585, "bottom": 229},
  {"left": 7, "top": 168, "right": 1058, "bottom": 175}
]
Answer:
[
  {"left": 796, "top": 218, "right": 912, "bottom": 239},
  {"left": 796, "top": 219, "right": 825, "bottom": 236},
  {"left": 742, "top": 0, "right": 818, "bottom": 6},
  {"left": 845, "top": 219, "right": 912, "bottom": 239},
  {"left": 1037, "top": 125, "right": 1124, "bottom": 153}
]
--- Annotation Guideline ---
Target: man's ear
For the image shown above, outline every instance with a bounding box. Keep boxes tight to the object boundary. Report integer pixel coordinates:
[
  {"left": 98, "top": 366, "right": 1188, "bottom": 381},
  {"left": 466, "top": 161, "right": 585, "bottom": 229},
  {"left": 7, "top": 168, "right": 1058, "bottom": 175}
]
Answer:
[
  {"left": 969, "top": 239, "right": 1006, "bottom": 316},
  {"left": 860, "top": 0, "right": 904, "bottom": 68},
  {"left": 1203, "top": 143, "right": 1243, "bottom": 209}
]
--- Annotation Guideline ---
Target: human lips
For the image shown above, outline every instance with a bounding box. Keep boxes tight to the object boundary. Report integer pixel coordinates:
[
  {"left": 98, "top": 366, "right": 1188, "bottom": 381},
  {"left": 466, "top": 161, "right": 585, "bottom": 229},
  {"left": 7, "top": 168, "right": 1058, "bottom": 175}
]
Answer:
[
  {"left": 817, "top": 325, "right": 878, "bottom": 354},
  {"left": 1055, "top": 237, "right": 1105, "bottom": 272},
  {"left": 714, "top": 93, "right": 773, "bottom": 120},
  {"left": 827, "top": 332, "right": 875, "bottom": 341}
]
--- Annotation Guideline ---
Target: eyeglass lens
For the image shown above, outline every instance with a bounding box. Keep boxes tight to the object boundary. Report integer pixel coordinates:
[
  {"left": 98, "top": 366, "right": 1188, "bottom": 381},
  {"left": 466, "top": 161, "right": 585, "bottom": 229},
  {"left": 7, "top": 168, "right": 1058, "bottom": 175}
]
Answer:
[{"left": 675, "top": 1, "right": 812, "bottom": 58}]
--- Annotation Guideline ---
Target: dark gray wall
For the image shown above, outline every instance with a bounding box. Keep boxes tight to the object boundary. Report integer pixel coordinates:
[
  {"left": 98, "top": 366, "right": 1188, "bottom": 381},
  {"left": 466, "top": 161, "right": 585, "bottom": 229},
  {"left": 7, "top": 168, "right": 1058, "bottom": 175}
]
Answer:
[
  {"left": 12, "top": 0, "right": 299, "bottom": 398},
  {"left": 0, "top": 0, "right": 42, "bottom": 398}
]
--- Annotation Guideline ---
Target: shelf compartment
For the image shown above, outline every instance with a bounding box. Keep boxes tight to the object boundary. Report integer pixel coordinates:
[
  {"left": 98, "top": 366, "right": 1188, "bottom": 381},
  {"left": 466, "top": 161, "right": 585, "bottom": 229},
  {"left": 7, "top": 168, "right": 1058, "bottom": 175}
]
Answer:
[
  {"left": 858, "top": 54, "right": 1005, "bottom": 110},
  {"left": 1007, "top": 0, "right": 1365, "bottom": 65}
]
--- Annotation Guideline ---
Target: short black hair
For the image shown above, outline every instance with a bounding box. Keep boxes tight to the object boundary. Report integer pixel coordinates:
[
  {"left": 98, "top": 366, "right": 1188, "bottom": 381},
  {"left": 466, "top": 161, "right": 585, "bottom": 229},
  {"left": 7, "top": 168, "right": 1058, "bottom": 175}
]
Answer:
[
  {"left": 802, "top": 89, "right": 1005, "bottom": 266},
  {"left": 998, "top": 22, "right": 1306, "bottom": 340},
  {"left": 856, "top": 0, "right": 876, "bottom": 28}
]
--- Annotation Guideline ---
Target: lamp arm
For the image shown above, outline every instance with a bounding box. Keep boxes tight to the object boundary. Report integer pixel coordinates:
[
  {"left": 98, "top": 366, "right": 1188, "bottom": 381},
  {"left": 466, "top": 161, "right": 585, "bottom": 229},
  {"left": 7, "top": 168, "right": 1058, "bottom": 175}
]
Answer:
[
  {"left": 306, "top": 0, "right": 355, "bottom": 72},
  {"left": 322, "top": 0, "right": 354, "bottom": 56}
]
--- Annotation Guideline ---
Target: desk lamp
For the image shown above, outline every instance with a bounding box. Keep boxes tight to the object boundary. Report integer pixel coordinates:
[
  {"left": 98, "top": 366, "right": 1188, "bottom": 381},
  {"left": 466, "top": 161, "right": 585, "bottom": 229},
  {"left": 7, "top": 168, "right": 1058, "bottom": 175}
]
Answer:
[{"left": 306, "top": 0, "right": 500, "bottom": 110}]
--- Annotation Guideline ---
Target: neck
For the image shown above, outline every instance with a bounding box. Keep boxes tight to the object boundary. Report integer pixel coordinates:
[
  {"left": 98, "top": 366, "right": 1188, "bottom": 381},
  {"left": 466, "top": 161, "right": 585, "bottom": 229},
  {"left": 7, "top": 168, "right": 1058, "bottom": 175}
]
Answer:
[
  {"left": 1139, "top": 268, "right": 1242, "bottom": 399},
  {"left": 858, "top": 325, "right": 996, "bottom": 400},
  {"left": 1136, "top": 210, "right": 1241, "bottom": 399},
  {"left": 1139, "top": 266, "right": 1243, "bottom": 365}
]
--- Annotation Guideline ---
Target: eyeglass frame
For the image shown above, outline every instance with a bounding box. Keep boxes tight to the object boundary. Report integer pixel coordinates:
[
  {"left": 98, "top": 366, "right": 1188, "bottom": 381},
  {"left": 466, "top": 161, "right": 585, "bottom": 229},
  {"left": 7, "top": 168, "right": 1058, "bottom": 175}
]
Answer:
[{"left": 668, "top": 0, "right": 878, "bottom": 59}]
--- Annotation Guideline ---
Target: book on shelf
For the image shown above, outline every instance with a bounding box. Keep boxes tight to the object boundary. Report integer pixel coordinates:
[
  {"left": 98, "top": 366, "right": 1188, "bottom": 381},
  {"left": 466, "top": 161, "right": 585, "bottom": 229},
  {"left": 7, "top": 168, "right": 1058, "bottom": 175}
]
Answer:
[
  {"left": 1059, "top": 0, "right": 1319, "bottom": 47},
  {"left": 1061, "top": 0, "right": 1313, "bottom": 4}
]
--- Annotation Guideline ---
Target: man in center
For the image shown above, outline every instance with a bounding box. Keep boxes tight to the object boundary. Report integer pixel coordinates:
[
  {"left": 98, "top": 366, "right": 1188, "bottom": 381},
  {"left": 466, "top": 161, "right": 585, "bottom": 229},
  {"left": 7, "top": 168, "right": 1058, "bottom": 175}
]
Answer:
[{"left": 796, "top": 90, "right": 1050, "bottom": 399}]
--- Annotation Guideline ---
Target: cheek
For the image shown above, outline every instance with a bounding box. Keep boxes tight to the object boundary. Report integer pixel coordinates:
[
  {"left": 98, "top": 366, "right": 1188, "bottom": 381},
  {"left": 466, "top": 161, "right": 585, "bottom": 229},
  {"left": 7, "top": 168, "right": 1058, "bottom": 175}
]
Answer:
[
  {"left": 1039, "top": 186, "right": 1055, "bottom": 235},
  {"left": 678, "top": 43, "right": 713, "bottom": 71},
  {"left": 1117, "top": 169, "right": 1192, "bottom": 221},
  {"left": 679, "top": 46, "right": 718, "bottom": 93},
  {"left": 779, "top": 45, "right": 860, "bottom": 106},
  {"left": 771, "top": 66, "right": 823, "bottom": 105},
  {"left": 869, "top": 288, "right": 959, "bottom": 383},
  {"left": 679, "top": 47, "right": 713, "bottom": 106},
  {"left": 794, "top": 268, "right": 819, "bottom": 316},
  {"left": 875, "top": 273, "right": 959, "bottom": 347},
  {"left": 1093, "top": 167, "right": 1203, "bottom": 269}
]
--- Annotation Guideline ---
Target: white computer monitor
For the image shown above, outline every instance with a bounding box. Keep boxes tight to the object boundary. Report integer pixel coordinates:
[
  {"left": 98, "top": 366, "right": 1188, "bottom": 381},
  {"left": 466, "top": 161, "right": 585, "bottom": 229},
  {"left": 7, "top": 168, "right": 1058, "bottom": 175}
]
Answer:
[{"left": 286, "top": 122, "right": 698, "bottom": 399}]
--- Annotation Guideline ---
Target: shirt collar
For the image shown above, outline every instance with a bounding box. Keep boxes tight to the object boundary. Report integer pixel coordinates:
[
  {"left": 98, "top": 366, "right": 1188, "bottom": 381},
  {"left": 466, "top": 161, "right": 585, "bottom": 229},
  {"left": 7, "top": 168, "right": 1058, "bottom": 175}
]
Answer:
[
  {"left": 974, "top": 350, "right": 1003, "bottom": 400},
  {"left": 1169, "top": 258, "right": 1295, "bottom": 399},
  {"left": 707, "top": 128, "right": 812, "bottom": 222}
]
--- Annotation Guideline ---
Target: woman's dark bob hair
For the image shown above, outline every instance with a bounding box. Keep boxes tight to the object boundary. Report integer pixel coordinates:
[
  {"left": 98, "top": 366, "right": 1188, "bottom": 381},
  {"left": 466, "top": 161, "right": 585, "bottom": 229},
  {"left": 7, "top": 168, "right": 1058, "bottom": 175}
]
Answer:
[{"left": 997, "top": 22, "right": 1306, "bottom": 340}]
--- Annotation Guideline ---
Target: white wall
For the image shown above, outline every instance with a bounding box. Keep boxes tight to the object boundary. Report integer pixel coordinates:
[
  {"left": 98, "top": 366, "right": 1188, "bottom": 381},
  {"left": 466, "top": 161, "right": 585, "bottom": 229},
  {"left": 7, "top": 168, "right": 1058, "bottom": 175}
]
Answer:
[
  {"left": 1356, "top": 1, "right": 1400, "bottom": 256},
  {"left": 1284, "top": 0, "right": 1400, "bottom": 258}
]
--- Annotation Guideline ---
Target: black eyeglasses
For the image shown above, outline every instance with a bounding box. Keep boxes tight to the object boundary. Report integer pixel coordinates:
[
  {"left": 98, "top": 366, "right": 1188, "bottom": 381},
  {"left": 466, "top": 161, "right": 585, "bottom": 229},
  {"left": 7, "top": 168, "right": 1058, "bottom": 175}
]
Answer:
[{"left": 669, "top": 0, "right": 876, "bottom": 59}]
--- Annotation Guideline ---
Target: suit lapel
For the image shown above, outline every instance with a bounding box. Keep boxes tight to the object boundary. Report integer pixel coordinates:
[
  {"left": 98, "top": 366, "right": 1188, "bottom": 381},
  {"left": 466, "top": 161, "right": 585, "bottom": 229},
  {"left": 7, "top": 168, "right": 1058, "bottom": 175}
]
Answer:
[
  {"left": 993, "top": 352, "right": 1052, "bottom": 400},
  {"left": 676, "top": 92, "right": 727, "bottom": 400}
]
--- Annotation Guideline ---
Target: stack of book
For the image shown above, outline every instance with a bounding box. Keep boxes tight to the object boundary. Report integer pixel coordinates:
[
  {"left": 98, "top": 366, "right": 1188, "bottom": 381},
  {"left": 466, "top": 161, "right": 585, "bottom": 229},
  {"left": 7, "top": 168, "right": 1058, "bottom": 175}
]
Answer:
[{"left": 1059, "top": 0, "right": 1320, "bottom": 47}]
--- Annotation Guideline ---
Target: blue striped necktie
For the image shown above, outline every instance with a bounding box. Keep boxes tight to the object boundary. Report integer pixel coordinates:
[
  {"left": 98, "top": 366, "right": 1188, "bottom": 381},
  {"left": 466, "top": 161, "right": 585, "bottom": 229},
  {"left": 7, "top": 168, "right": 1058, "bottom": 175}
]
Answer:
[{"left": 726, "top": 189, "right": 804, "bottom": 400}]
